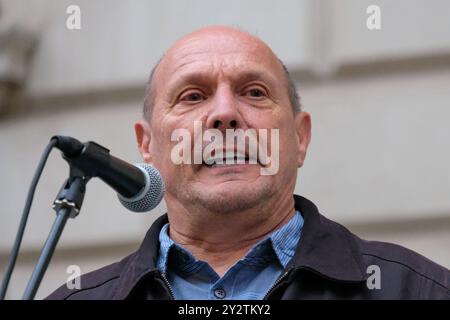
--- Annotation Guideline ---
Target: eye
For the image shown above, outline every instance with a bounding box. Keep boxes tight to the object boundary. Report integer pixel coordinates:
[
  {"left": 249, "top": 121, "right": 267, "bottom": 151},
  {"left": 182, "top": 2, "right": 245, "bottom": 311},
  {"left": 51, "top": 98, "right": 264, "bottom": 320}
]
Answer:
[
  {"left": 180, "top": 90, "right": 206, "bottom": 103},
  {"left": 245, "top": 87, "right": 267, "bottom": 99}
]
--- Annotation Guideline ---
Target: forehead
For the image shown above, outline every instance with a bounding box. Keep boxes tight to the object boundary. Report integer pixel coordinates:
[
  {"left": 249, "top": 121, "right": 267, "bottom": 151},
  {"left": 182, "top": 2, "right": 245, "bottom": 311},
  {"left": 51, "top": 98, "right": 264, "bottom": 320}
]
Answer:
[{"left": 155, "top": 31, "right": 285, "bottom": 86}]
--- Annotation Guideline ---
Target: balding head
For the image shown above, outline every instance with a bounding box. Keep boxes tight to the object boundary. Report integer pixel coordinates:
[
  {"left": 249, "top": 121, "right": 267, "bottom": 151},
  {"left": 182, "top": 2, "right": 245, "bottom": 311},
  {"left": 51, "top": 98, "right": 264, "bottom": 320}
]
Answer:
[
  {"left": 135, "top": 24, "right": 311, "bottom": 221},
  {"left": 134, "top": 25, "right": 311, "bottom": 263},
  {"left": 143, "top": 26, "right": 300, "bottom": 123}
]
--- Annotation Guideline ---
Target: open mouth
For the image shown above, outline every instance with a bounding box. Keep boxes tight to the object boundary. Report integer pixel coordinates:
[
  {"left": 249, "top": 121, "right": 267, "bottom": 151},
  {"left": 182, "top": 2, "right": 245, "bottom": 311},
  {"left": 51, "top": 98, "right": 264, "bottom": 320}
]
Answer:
[{"left": 202, "top": 151, "right": 258, "bottom": 168}]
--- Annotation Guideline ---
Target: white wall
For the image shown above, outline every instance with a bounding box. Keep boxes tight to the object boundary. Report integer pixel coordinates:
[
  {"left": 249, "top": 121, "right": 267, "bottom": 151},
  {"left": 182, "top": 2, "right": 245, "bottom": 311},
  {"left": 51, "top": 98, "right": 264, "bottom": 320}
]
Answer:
[
  {"left": 330, "top": 0, "right": 450, "bottom": 64},
  {"left": 0, "top": 0, "right": 449, "bottom": 299},
  {"left": 299, "top": 69, "right": 450, "bottom": 224},
  {"left": 25, "top": 0, "right": 313, "bottom": 96}
]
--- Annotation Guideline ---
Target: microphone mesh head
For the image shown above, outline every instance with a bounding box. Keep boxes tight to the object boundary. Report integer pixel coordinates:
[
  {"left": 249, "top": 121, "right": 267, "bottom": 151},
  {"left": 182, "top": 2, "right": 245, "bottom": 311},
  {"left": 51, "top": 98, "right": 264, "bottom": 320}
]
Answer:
[{"left": 118, "top": 163, "right": 164, "bottom": 212}]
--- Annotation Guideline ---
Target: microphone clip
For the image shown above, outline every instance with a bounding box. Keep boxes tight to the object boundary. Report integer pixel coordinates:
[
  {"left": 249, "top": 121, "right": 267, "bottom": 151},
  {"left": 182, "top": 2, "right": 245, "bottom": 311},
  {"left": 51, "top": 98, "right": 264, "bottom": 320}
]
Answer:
[{"left": 52, "top": 175, "right": 89, "bottom": 219}]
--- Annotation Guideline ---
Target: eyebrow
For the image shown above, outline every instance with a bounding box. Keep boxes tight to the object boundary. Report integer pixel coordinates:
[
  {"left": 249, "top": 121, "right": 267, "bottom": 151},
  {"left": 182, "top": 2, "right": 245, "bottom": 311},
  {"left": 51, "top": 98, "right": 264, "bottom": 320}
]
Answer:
[
  {"left": 165, "top": 69, "right": 280, "bottom": 100},
  {"left": 234, "top": 70, "right": 279, "bottom": 89}
]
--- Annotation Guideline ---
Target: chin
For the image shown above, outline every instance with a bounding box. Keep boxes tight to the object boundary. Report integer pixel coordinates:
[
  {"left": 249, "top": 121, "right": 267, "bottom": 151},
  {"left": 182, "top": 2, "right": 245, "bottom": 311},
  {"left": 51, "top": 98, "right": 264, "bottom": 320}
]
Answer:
[{"left": 188, "top": 181, "right": 274, "bottom": 214}]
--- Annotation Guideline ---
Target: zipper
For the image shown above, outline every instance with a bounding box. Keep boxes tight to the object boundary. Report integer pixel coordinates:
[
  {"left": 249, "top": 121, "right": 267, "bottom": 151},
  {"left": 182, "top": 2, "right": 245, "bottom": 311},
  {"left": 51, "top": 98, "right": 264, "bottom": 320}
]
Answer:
[
  {"left": 263, "top": 267, "right": 294, "bottom": 300},
  {"left": 160, "top": 272, "right": 175, "bottom": 300}
]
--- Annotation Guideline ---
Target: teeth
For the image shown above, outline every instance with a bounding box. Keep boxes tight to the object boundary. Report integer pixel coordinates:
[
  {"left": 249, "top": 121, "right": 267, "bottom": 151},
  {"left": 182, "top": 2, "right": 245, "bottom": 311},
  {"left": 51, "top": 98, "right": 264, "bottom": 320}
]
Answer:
[{"left": 204, "top": 151, "right": 256, "bottom": 166}]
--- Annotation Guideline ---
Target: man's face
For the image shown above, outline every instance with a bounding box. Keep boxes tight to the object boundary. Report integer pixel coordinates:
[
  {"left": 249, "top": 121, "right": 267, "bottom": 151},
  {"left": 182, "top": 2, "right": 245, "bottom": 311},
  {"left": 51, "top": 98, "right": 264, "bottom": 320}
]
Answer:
[{"left": 137, "top": 28, "right": 310, "bottom": 213}]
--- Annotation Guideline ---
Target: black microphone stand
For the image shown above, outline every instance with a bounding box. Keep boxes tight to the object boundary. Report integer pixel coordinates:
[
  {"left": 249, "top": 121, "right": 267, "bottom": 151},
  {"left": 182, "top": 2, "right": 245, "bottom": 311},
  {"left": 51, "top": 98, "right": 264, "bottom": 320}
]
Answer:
[{"left": 22, "top": 167, "right": 90, "bottom": 300}]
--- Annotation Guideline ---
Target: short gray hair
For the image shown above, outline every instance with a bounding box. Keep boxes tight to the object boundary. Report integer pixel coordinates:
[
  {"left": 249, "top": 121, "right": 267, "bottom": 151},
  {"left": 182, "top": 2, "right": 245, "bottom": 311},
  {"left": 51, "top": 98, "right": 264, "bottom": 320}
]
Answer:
[{"left": 142, "top": 58, "right": 301, "bottom": 122}]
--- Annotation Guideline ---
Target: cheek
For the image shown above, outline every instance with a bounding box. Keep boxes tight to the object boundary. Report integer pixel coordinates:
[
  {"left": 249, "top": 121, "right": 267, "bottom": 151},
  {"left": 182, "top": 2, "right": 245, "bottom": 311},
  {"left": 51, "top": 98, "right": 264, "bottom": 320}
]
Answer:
[
  {"left": 276, "top": 121, "right": 300, "bottom": 162},
  {"left": 148, "top": 126, "right": 174, "bottom": 167},
  {"left": 243, "top": 106, "right": 286, "bottom": 128},
  {"left": 150, "top": 120, "right": 196, "bottom": 168}
]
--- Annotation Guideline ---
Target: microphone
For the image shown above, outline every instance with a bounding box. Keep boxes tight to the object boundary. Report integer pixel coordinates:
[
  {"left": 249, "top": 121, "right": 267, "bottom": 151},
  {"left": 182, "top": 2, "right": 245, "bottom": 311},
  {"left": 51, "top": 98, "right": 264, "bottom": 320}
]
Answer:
[{"left": 51, "top": 135, "right": 164, "bottom": 212}]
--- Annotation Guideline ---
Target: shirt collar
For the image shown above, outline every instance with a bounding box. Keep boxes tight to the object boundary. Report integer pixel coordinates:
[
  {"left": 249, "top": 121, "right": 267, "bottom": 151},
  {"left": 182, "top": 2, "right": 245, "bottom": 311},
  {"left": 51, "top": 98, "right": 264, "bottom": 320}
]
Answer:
[
  {"left": 270, "top": 210, "right": 304, "bottom": 268},
  {"left": 157, "top": 211, "right": 303, "bottom": 275},
  {"left": 157, "top": 224, "right": 174, "bottom": 273}
]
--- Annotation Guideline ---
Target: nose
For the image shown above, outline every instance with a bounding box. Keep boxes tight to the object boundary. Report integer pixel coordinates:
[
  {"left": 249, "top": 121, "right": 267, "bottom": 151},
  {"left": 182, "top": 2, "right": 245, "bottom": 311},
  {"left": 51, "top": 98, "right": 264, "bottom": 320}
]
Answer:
[{"left": 205, "top": 86, "right": 243, "bottom": 131}]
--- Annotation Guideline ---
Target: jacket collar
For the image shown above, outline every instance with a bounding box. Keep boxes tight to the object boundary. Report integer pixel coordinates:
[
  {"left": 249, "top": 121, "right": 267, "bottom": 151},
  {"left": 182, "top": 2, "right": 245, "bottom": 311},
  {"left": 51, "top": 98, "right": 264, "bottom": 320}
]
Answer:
[
  {"left": 113, "top": 194, "right": 367, "bottom": 299},
  {"left": 112, "top": 213, "right": 168, "bottom": 299},
  {"left": 290, "top": 195, "right": 368, "bottom": 283}
]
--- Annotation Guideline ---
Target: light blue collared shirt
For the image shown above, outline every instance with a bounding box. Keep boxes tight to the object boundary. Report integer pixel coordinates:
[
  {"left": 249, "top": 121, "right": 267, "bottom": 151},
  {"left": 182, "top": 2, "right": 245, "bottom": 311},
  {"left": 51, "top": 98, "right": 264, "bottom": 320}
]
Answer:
[{"left": 156, "top": 210, "right": 303, "bottom": 300}]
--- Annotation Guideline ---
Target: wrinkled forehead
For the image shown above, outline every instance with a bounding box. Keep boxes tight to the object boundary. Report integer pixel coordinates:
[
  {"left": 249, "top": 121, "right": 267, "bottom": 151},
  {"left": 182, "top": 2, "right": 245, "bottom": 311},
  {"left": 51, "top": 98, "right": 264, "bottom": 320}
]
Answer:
[{"left": 154, "top": 31, "right": 285, "bottom": 88}]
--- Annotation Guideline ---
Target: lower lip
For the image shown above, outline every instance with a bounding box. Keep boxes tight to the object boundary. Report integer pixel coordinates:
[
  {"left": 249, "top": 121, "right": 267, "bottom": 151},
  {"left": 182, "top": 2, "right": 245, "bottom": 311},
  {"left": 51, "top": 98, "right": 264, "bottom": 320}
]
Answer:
[{"left": 203, "top": 163, "right": 258, "bottom": 172}]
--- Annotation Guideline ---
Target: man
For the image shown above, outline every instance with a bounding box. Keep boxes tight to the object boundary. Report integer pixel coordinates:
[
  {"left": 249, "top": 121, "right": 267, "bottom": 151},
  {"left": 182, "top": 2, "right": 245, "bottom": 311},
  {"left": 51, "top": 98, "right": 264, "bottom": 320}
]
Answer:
[{"left": 47, "top": 26, "right": 449, "bottom": 300}]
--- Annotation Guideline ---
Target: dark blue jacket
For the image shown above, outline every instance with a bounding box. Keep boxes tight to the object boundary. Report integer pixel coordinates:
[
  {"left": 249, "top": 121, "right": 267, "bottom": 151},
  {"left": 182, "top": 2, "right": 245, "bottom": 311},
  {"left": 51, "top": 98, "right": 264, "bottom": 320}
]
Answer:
[{"left": 47, "top": 195, "right": 450, "bottom": 300}]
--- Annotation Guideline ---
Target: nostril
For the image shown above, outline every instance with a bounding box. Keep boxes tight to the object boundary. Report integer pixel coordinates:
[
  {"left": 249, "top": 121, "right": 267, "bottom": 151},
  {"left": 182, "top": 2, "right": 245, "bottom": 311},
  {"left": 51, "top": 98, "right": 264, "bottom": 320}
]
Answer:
[
  {"left": 213, "top": 120, "right": 222, "bottom": 129},
  {"left": 230, "top": 120, "right": 237, "bottom": 128}
]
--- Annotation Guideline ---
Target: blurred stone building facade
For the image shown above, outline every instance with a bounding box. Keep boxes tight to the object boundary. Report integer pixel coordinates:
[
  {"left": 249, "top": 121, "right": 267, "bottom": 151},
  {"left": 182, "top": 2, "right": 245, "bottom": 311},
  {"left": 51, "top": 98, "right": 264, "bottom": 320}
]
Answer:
[{"left": 1, "top": 0, "right": 449, "bottom": 299}]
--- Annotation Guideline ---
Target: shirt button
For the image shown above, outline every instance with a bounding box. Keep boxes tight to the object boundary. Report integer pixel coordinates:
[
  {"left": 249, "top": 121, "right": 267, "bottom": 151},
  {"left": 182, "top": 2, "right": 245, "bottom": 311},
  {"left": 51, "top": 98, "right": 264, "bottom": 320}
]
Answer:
[{"left": 213, "top": 288, "right": 226, "bottom": 299}]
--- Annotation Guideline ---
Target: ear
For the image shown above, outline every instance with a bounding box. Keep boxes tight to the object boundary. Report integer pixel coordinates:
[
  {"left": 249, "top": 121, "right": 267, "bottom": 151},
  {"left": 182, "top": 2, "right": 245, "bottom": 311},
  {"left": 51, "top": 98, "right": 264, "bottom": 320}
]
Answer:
[
  {"left": 294, "top": 112, "right": 312, "bottom": 168},
  {"left": 135, "top": 119, "right": 153, "bottom": 164}
]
